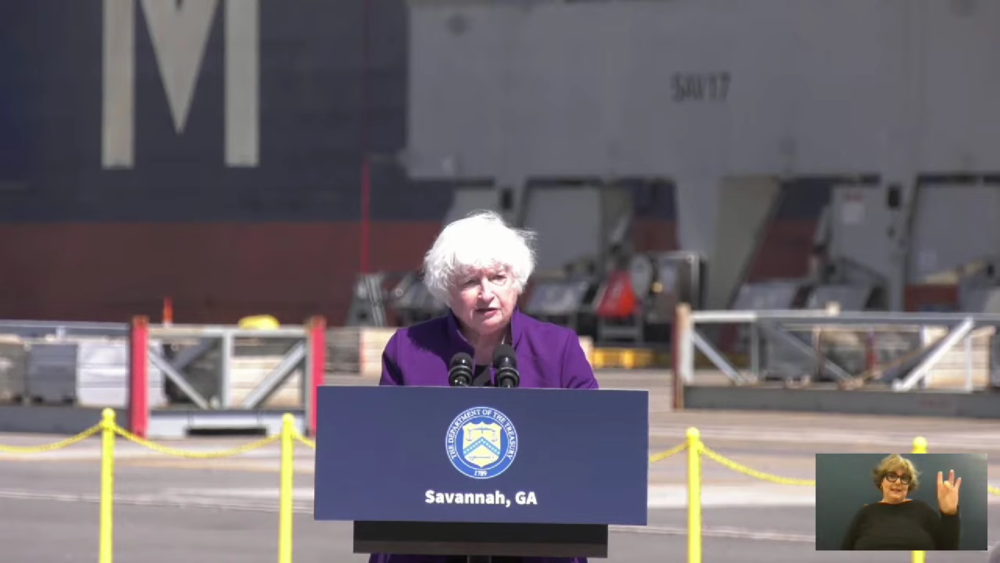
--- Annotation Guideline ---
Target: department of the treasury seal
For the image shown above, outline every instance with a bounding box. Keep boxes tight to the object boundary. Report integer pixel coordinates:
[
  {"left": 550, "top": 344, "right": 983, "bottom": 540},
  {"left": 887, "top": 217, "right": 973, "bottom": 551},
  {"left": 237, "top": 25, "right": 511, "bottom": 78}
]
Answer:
[{"left": 445, "top": 406, "right": 518, "bottom": 479}]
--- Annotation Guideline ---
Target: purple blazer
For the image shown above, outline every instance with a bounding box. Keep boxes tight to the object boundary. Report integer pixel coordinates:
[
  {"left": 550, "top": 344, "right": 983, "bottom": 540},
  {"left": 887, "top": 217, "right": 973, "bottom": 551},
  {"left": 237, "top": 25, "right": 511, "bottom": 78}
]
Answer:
[
  {"left": 379, "top": 309, "right": 599, "bottom": 390},
  {"left": 370, "top": 309, "right": 598, "bottom": 563}
]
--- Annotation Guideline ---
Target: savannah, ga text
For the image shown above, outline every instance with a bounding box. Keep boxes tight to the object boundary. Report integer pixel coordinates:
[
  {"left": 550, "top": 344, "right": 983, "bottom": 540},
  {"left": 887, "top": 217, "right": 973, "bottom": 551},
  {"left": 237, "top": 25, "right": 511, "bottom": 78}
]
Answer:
[{"left": 425, "top": 490, "right": 538, "bottom": 508}]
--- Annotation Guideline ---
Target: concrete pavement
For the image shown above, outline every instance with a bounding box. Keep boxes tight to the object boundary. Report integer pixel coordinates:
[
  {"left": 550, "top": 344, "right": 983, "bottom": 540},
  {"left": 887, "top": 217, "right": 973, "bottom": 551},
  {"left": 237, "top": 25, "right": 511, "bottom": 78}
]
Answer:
[{"left": 1, "top": 371, "right": 998, "bottom": 562}]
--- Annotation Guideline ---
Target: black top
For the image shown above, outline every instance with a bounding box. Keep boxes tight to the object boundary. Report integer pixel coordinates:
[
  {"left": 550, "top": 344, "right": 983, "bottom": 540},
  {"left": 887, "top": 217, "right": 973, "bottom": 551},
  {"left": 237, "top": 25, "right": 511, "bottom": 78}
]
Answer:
[
  {"left": 840, "top": 499, "right": 960, "bottom": 551},
  {"left": 471, "top": 364, "right": 494, "bottom": 387}
]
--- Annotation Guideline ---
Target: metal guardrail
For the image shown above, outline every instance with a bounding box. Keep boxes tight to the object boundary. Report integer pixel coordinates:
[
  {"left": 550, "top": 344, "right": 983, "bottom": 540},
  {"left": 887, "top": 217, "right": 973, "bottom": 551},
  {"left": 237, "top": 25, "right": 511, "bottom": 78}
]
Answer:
[
  {"left": 0, "top": 317, "right": 327, "bottom": 438},
  {"left": 129, "top": 316, "right": 326, "bottom": 437},
  {"left": 0, "top": 320, "right": 376, "bottom": 382},
  {"left": 673, "top": 304, "right": 999, "bottom": 393},
  {"left": 0, "top": 320, "right": 129, "bottom": 339},
  {"left": 146, "top": 325, "right": 309, "bottom": 411}
]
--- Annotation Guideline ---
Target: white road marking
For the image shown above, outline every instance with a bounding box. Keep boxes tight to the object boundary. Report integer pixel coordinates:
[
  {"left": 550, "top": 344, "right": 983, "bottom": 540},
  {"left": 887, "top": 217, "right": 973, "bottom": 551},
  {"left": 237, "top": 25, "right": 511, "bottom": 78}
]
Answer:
[
  {"left": 82, "top": 483, "right": 1000, "bottom": 508},
  {"left": 0, "top": 447, "right": 280, "bottom": 461},
  {"left": 157, "top": 484, "right": 820, "bottom": 508},
  {"left": 609, "top": 524, "right": 816, "bottom": 543},
  {"left": 0, "top": 487, "right": 816, "bottom": 543},
  {"left": 0, "top": 485, "right": 996, "bottom": 545},
  {"left": 647, "top": 484, "right": 816, "bottom": 508}
]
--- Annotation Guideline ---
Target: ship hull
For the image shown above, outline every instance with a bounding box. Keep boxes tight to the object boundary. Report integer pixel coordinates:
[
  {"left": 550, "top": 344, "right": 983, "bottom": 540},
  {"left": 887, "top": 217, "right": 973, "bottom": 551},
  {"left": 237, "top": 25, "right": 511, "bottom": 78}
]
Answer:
[
  {"left": 0, "top": 0, "right": 443, "bottom": 324},
  {"left": 1, "top": 0, "right": 832, "bottom": 324},
  {"left": 0, "top": 221, "right": 450, "bottom": 323}
]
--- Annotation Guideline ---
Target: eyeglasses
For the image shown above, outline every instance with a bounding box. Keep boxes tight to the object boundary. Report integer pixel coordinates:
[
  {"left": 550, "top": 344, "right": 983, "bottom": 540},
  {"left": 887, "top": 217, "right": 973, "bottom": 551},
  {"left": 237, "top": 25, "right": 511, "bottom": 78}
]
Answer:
[{"left": 884, "top": 473, "right": 912, "bottom": 485}]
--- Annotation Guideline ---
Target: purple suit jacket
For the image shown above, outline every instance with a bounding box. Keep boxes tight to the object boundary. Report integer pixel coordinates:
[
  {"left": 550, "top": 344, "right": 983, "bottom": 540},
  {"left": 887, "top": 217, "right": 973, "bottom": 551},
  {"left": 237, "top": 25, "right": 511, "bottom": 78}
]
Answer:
[{"left": 370, "top": 309, "right": 598, "bottom": 563}]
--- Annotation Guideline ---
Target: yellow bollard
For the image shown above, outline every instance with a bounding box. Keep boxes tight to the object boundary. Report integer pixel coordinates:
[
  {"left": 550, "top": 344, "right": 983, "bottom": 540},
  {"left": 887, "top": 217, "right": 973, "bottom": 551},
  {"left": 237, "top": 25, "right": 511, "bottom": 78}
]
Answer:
[
  {"left": 99, "top": 408, "right": 116, "bottom": 563},
  {"left": 687, "top": 427, "right": 702, "bottom": 563},
  {"left": 278, "top": 414, "right": 296, "bottom": 563},
  {"left": 912, "top": 436, "right": 928, "bottom": 563}
]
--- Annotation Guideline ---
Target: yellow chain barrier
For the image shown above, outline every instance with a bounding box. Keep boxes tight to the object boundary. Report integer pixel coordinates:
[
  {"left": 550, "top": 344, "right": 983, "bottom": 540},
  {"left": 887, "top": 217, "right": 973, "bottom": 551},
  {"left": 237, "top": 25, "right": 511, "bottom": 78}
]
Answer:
[
  {"left": 698, "top": 444, "right": 816, "bottom": 486},
  {"left": 110, "top": 424, "right": 280, "bottom": 458},
  {"left": 1, "top": 412, "right": 997, "bottom": 563},
  {"left": 0, "top": 424, "right": 102, "bottom": 454},
  {"left": 649, "top": 441, "right": 687, "bottom": 463},
  {"left": 0, "top": 408, "right": 317, "bottom": 563}
]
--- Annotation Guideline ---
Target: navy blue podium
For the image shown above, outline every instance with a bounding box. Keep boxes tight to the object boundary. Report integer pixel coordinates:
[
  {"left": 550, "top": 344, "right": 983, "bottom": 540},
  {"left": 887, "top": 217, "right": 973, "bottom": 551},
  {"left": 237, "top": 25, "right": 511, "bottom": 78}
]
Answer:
[{"left": 313, "top": 385, "right": 649, "bottom": 558}]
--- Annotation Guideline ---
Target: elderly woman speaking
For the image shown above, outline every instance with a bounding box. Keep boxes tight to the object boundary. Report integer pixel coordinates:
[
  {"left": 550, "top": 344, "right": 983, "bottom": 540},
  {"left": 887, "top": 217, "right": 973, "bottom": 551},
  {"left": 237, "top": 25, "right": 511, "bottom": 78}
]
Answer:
[
  {"left": 378, "top": 210, "right": 599, "bottom": 391},
  {"left": 370, "top": 211, "right": 598, "bottom": 563},
  {"left": 841, "top": 454, "right": 961, "bottom": 551}
]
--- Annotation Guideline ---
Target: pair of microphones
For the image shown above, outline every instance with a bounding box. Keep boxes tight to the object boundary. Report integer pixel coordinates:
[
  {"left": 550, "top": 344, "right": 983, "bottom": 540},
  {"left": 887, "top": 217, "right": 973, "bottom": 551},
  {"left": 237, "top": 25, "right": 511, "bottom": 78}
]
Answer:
[{"left": 448, "top": 344, "right": 521, "bottom": 389}]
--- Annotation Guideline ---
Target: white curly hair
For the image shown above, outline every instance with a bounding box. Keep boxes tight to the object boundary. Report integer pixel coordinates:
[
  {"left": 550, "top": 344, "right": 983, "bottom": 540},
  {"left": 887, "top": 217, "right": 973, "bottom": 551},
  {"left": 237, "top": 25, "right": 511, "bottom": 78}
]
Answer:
[{"left": 423, "top": 210, "right": 537, "bottom": 304}]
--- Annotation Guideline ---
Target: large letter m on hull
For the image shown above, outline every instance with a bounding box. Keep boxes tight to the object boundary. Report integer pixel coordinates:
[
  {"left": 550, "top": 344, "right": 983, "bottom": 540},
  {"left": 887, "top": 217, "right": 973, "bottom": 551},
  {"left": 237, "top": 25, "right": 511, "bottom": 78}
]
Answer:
[{"left": 102, "top": 0, "right": 259, "bottom": 169}]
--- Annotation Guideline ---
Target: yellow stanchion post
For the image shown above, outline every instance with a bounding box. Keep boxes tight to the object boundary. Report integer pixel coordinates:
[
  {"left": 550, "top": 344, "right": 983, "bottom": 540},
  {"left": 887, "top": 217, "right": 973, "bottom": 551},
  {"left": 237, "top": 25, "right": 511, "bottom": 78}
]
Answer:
[
  {"left": 278, "top": 414, "right": 295, "bottom": 563},
  {"left": 912, "top": 436, "right": 928, "bottom": 563},
  {"left": 687, "top": 427, "right": 702, "bottom": 563},
  {"left": 99, "top": 408, "right": 116, "bottom": 563}
]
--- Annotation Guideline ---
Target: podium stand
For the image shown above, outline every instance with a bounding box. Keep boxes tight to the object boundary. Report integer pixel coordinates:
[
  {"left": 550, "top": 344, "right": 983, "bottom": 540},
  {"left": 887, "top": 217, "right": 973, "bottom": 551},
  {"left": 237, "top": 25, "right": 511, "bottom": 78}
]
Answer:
[{"left": 314, "top": 386, "right": 649, "bottom": 559}]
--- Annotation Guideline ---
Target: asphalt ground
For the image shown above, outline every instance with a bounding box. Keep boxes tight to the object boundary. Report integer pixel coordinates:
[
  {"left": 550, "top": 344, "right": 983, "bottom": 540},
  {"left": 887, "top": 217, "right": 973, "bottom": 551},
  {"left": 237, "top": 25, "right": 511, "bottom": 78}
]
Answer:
[{"left": 0, "top": 370, "right": 997, "bottom": 562}]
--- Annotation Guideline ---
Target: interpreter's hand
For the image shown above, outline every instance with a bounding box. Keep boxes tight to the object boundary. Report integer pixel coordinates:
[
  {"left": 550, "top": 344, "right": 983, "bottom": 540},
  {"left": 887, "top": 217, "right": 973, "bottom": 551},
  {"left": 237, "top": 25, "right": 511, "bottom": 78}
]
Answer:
[{"left": 937, "top": 469, "right": 962, "bottom": 515}]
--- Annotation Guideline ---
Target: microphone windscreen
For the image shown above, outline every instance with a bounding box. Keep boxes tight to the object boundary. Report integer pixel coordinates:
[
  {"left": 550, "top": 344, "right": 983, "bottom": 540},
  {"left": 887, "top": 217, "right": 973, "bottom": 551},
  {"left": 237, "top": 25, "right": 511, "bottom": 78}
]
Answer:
[
  {"left": 493, "top": 344, "right": 517, "bottom": 368},
  {"left": 450, "top": 352, "right": 473, "bottom": 368}
]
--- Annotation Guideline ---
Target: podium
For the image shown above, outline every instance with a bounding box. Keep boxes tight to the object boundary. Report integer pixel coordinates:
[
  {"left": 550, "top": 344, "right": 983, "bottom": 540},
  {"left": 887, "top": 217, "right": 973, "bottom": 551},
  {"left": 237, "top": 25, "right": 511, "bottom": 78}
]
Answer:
[{"left": 314, "top": 386, "right": 649, "bottom": 559}]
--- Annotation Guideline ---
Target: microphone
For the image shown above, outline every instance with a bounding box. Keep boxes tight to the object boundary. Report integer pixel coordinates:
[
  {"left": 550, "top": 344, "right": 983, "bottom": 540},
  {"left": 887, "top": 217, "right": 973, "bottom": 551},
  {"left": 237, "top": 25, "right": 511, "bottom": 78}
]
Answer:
[
  {"left": 448, "top": 352, "right": 474, "bottom": 387},
  {"left": 493, "top": 344, "right": 520, "bottom": 389}
]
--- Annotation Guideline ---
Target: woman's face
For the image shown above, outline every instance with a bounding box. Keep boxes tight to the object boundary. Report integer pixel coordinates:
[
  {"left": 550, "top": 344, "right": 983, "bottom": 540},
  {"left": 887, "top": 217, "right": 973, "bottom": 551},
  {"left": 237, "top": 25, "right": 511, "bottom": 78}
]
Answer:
[
  {"left": 881, "top": 468, "right": 911, "bottom": 503},
  {"left": 449, "top": 266, "right": 519, "bottom": 339}
]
